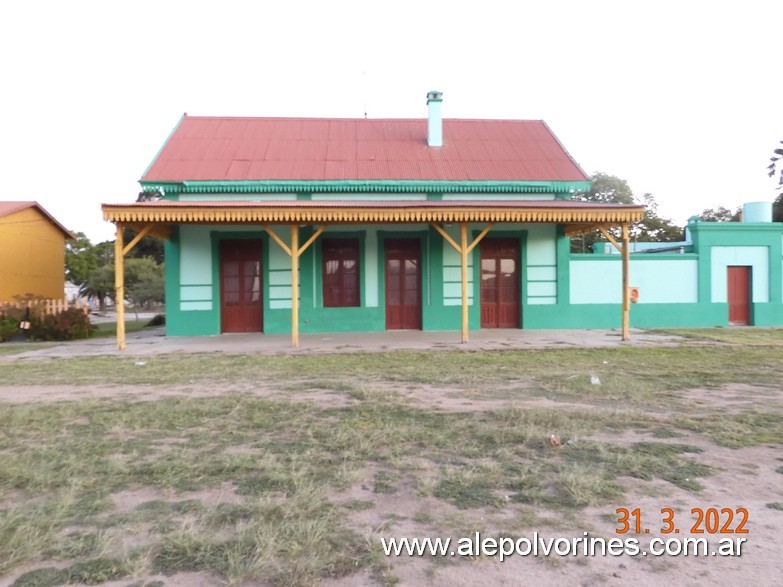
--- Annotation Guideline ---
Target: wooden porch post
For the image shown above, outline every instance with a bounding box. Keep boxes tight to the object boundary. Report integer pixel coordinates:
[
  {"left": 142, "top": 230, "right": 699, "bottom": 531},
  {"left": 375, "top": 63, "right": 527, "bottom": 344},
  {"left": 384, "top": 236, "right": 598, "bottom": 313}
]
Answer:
[
  {"left": 262, "top": 224, "right": 326, "bottom": 349},
  {"left": 621, "top": 223, "right": 630, "bottom": 341},
  {"left": 291, "top": 224, "right": 299, "bottom": 348},
  {"left": 460, "top": 222, "right": 469, "bottom": 343},
  {"left": 598, "top": 224, "right": 632, "bottom": 341},
  {"left": 114, "top": 223, "right": 125, "bottom": 350},
  {"left": 431, "top": 222, "right": 494, "bottom": 344}
]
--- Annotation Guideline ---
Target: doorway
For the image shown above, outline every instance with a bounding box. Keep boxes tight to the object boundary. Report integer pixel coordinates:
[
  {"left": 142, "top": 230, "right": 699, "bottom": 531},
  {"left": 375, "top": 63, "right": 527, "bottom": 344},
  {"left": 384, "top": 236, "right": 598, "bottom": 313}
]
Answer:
[
  {"left": 220, "top": 239, "right": 263, "bottom": 333},
  {"left": 727, "top": 265, "right": 751, "bottom": 325},
  {"left": 384, "top": 239, "right": 422, "bottom": 330},
  {"left": 480, "top": 238, "right": 520, "bottom": 328}
]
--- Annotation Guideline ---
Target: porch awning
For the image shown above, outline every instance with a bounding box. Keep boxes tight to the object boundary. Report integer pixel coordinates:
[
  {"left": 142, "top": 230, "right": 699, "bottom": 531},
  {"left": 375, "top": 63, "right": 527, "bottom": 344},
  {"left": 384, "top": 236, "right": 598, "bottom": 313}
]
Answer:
[
  {"left": 102, "top": 199, "right": 644, "bottom": 237},
  {"left": 104, "top": 198, "right": 643, "bottom": 350}
]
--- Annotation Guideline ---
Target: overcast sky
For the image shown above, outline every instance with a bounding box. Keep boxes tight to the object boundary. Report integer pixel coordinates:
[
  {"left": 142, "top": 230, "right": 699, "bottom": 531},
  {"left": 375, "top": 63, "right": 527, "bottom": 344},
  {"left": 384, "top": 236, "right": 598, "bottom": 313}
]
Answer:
[{"left": 1, "top": 0, "right": 780, "bottom": 243}]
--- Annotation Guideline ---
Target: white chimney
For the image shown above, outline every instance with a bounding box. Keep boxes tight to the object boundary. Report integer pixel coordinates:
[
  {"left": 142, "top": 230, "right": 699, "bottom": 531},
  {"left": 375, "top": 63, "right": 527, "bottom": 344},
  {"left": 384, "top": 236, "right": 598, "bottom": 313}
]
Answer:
[{"left": 426, "top": 91, "right": 443, "bottom": 147}]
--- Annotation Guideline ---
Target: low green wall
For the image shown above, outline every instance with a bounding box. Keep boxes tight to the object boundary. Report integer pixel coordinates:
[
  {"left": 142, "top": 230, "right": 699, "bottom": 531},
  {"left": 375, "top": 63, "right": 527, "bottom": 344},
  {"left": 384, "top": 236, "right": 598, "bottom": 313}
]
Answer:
[
  {"left": 264, "top": 306, "right": 386, "bottom": 334},
  {"left": 753, "top": 303, "right": 783, "bottom": 326},
  {"left": 523, "top": 303, "right": 729, "bottom": 329}
]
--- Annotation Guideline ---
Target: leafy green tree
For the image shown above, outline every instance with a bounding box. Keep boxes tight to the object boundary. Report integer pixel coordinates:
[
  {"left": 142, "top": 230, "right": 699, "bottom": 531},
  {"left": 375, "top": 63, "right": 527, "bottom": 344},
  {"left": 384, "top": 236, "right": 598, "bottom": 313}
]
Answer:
[
  {"left": 122, "top": 228, "right": 164, "bottom": 264},
  {"left": 573, "top": 172, "right": 635, "bottom": 205},
  {"left": 94, "top": 241, "right": 114, "bottom": 265},
  {"left": 65, "top": 232, "right": 98, "bottom": 286},
  {"left": 633, "top": 193, "right": 683, "bottom": 242},
  {"left": 571, "top": 173, "right": 682, "bottom": 252},
  {"left": 125, "top": 257, "right": 165, "bottom": 317},
  {"left": 698, "top": 206, "right": 741, "bottom": 222},
  {"left": 80, "top": 256, "right": 165, "bottom": 316},
  {"left": 79, "top": 265, "right": 115, "bottom": 312},
  {"left": 571, "top": 173, "right": 632, "bottom": 252},
  {"left": 68, "top": 229, "right": 165, "bottom": 315}
]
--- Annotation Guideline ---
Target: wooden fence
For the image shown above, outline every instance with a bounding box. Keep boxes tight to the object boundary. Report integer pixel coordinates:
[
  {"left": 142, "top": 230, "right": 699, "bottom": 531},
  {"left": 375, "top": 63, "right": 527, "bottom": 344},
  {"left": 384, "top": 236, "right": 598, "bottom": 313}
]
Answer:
[{"left": 0, "top": 298, "right": 90, "bottom": 316}]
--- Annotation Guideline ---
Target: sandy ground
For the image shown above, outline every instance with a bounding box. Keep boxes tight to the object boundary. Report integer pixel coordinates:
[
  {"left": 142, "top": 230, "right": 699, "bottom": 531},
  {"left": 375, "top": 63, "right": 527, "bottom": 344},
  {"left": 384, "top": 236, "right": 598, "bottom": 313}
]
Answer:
[{"left": 0, "top": 332, "right": 781, "bottom": 586}]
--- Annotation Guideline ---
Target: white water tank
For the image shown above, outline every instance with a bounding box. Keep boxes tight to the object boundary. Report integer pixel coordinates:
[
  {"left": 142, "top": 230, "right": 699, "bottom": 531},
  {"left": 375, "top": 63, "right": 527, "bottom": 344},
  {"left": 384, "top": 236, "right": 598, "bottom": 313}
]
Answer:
[{"left": 742, "top": 201, "right": 772, "bottom": 223}]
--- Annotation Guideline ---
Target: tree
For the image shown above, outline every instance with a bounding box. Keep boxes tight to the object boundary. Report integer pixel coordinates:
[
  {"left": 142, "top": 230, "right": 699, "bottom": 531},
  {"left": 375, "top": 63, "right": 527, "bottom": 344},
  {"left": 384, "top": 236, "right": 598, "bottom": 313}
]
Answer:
[
  {"left": 122, "top": 228, "right": 164, "bottom": 264},
  {"left": 136, "top": 189, "right": 163, "bottom": 202},
  {"left": 633, "top": 193, "right": 683, "bottom": 242},
  {"left": 67, "top": 228, "right": 165, "bottom": 314},
  {"left": 697, "top": 206, "right": 741, "bottom": 222},
  {"left": 94, "top": 240, "right": 114, "bottom": 265},
  {"left": 571, "top": 173, "right": 632, "bottom": 252},
  {"left": 80, "top": 257, "right": 165, "bottom": 316},
  {"left": 66, "top": 235, "right": 117, "bottom": 310},
  {"left": 571, "top": 172, "right": 682, "bottom": 252},
  {"left": 65, "top": 232, "right": 98, "bottom": 286},
  {"left": 78, "top": 265, "right": 115, "bottom": 312},
  {"left": 767, "top": 141, "right": 783, "bottom": 222},
  {"left": 573, "top": 172, "right": 635, "bottom": 205},
  {"left": 125, "top": 257, "right": 165, "bottom": 317},
  {"left": 768, "top": 140, "right": 783, "bottom": 194}
]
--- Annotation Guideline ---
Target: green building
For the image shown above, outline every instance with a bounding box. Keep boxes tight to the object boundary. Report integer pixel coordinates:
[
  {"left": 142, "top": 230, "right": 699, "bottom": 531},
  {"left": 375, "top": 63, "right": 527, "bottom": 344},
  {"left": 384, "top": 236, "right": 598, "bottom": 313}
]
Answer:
[{"left": 102, "top": 93, "right": 783, "bottom": 347}]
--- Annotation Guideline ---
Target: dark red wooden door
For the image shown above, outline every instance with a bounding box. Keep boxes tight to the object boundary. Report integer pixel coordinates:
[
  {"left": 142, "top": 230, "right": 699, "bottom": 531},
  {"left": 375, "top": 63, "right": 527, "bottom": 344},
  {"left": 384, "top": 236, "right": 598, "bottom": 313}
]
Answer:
[
  {"left": 480, "top": 238, "right": 520, "bottom": 328},
  {"left": 727, "top": 266, "right": 751, "bottom": 325},
  {"left": 220, "top": 239, "right": 263, "bottom": 333},
  {"left": 385, "top": 239, "right": 422, "bottom": 330}
]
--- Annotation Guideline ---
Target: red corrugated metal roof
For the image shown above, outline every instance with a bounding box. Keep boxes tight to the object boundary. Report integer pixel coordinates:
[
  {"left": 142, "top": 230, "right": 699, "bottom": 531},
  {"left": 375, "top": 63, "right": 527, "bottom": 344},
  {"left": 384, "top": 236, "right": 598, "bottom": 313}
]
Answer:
[
  {"left": 141, "top": 116, "right": 589, "bottom": 183},
  {"left": 0, "top": 201, "right": 75, "bottom": 239}
]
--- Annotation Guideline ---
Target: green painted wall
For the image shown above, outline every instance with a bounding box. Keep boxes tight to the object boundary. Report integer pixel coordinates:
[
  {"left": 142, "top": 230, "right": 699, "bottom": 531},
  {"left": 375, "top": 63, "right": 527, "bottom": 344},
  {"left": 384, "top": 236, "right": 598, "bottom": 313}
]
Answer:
[
  {"left": 570, "top": 256, "right": 699, "bottom": 304},
  {"left": 163, "top": 218, "right": 783, "bottom": 336},
  {"left": 690, "top": 222, "right": 783, "bottom": 305},
  {"left": 167, "top": 223, "right": 485, "bottom": 336},
  {"left": 525, "top": 224, "right": 558, "bottom": 306},
  {"left": 523, "top": 303, "right": 727, "bottom": 329},
  {"left": 710, "top": 246, "right": 769, "bottom": 303},
  {"left": 164, "top": 227, "right": 219, "bottom": 336},
  {"left": 440, "top": 225, "right": 474, "bottom": 307}
]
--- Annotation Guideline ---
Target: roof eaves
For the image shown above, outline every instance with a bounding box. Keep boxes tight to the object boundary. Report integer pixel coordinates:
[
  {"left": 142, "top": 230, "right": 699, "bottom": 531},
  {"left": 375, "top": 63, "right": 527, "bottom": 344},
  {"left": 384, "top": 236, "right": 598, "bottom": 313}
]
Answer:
[{"left": 102, "top": 199, "right": 646, "bottom": 225}]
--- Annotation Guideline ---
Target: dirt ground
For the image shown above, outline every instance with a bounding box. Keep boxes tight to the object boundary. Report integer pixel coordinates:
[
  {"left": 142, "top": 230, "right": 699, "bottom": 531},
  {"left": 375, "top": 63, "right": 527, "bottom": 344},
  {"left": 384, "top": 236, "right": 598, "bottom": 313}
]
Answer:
[{"left": 0, "top": 374, "right": 780, "bottom": 587}]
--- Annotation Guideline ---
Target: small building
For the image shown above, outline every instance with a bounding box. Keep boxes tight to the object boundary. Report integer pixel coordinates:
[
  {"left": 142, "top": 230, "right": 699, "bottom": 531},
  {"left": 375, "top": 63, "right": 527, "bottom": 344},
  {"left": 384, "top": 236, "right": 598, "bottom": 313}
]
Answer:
[
  {"left": 102, "top": 93, "right": 783, "bottom": 348},
  {"left": 578, "top": 202, "right": 783, "bottom": 328},
  {"left": 0, "top": 201, "right": 74, "bottom": 300}
]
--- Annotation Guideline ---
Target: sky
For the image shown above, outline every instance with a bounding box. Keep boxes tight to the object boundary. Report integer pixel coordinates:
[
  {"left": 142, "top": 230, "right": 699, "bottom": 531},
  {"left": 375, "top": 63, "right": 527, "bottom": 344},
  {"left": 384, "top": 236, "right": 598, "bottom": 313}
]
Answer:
[{"left": 1, "top": 0, "right": 780, "bottom": 244}]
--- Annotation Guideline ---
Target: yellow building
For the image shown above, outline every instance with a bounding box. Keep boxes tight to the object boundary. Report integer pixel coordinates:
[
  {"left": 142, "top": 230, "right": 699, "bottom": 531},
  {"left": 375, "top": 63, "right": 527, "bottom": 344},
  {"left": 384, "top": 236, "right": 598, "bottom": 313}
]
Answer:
[{"left": 0, "top": 201, "right": 74, "bottom": 300}]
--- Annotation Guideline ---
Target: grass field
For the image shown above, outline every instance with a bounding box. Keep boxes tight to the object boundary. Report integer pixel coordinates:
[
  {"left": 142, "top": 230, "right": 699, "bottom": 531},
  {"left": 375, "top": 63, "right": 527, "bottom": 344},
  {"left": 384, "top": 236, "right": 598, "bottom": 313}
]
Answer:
[{"left": 0, "top": 328, "right": 781, "bottom": 586}]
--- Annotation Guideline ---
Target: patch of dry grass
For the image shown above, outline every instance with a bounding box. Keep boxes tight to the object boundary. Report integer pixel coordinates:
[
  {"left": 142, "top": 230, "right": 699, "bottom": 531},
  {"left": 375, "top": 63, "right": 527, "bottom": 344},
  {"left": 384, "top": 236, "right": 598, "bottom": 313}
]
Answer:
[{"left": 1, "top": 333, "right": 781, "bottom": 584}]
